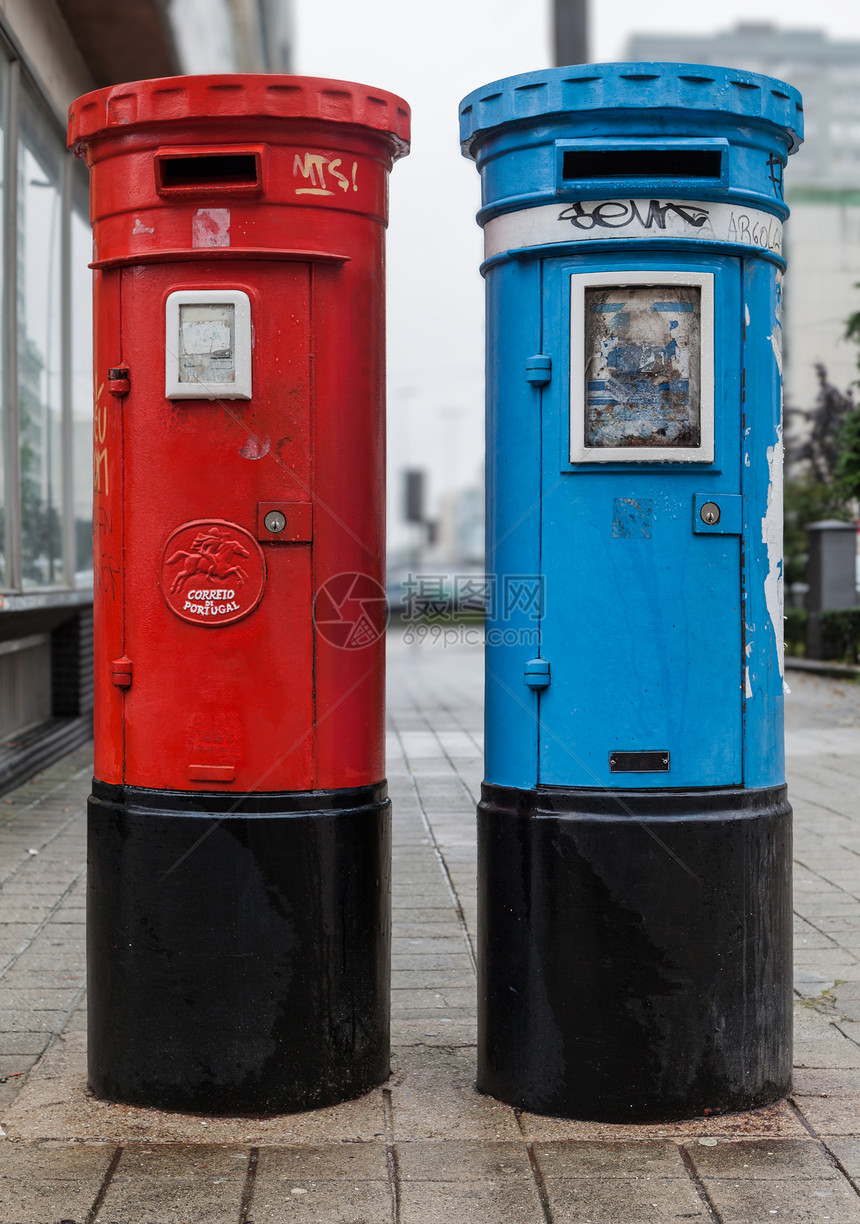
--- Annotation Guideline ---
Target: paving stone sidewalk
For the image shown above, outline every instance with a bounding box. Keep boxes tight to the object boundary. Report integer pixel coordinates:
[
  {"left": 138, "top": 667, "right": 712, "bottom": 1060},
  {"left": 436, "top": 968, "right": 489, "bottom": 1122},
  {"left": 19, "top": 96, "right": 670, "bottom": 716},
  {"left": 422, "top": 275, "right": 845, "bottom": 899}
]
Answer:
[{"left": 1, "top": 633, "right": 860, "bottom": 1221}]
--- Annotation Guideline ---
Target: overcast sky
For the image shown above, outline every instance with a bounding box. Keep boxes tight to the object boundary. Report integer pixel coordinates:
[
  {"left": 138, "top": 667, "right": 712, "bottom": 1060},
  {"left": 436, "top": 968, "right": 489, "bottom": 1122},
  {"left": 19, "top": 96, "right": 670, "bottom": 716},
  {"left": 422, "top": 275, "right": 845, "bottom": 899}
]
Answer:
[{"left": 294, "top": 0, "right": 860, "bottom": 552}]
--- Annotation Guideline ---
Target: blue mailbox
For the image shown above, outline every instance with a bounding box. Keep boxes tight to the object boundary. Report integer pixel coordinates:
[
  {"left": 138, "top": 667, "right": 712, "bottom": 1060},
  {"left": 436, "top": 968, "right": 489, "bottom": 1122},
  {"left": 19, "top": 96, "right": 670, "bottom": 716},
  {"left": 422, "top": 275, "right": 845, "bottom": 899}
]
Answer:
[{"left": 461, "top": 64, "right": 802, "bottom": 1121}]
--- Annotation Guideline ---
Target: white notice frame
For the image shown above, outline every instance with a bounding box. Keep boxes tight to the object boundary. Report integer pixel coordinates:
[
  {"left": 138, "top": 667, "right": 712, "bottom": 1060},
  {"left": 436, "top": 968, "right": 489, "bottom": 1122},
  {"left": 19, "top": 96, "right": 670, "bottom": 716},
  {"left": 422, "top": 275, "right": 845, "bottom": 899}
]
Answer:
[
  {"left": 165, "top": 289, "right": 252, "bottom": 400},
  {"left": 569, "top": 270, "right": 715, "bottom": 463}
]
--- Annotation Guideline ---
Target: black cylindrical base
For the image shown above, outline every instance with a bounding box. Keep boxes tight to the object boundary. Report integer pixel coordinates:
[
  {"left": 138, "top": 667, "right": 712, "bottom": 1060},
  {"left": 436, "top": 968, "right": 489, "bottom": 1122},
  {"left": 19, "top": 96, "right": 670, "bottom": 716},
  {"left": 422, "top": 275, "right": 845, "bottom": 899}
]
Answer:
[
  {"left": 478, "top": 782, "right": 792, "bottom": 1122},
  {"left": 87, "top": 779, "right": 391, "bottom": 1114}
]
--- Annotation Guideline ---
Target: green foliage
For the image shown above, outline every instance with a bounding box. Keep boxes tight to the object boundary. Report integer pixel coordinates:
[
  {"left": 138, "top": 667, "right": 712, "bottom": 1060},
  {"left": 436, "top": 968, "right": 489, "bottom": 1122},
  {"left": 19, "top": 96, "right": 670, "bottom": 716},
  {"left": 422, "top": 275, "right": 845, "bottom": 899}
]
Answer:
[
  {"left": 846, "top": 299, "right": 860, "bottom": 371},
  {"left": 835, "top": 405, "right": 860, "bottom": 502},
  {"left": 836, "top": 296, "right": 860, "bottom": 501},
  {"left": 786, "top": 364, "right": 854, "bottom": 484},
  {"left": 819, "top": 608, "right": 860, "bottom": 664},
  {"left": 784, "top": 607, "right": 807, "bottom": 657}
]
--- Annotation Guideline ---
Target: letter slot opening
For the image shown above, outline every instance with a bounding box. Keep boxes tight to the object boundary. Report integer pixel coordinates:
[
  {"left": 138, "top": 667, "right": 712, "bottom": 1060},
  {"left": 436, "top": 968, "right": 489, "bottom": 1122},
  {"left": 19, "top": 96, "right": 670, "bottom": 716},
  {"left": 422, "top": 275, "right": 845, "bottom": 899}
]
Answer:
[
  {"left": 156, "top": 152, "right": 262, "bottom": 194},
  {"left": 562, "top": 149, "right": 722, "bottom": 180}
]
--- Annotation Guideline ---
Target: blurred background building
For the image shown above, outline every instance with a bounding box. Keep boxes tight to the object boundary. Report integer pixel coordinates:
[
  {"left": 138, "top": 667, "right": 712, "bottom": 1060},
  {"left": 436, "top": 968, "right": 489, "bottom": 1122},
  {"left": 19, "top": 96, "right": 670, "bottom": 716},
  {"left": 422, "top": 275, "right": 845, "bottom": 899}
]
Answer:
[
  {"left": 0, "top": 0, "right": 289, "bottom": 789},
  {"left": 627, "top": 24, "right": 860, "bottom": 417}
]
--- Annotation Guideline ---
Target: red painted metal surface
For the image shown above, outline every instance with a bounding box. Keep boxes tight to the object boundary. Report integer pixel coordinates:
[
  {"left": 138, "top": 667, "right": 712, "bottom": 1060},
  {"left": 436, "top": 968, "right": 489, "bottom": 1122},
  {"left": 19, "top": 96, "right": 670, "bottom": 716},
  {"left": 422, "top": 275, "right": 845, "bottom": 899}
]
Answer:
[{"left": 70, "top": 76, "right": 410, "bottom": 793}]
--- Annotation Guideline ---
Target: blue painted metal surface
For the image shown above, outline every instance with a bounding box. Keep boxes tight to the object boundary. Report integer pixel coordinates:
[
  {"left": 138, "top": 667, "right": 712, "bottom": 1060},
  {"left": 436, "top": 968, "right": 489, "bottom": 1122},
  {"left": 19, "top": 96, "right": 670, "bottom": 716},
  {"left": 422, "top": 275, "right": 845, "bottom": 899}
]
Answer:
[{"left": 462, "top": 62, "right": 802, "bottom": 793}]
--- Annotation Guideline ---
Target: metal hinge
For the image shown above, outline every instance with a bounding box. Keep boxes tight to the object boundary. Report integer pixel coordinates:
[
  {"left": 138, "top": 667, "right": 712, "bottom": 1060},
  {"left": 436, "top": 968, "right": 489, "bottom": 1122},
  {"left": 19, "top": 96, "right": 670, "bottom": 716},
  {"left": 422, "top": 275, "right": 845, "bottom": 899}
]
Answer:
[
  {"left": 110, "top": 656, "right": 133, "bottom": 688},
  {"left": 107, "top": 365, "right": 130, "bottom": 397},
  {"left": 524, "top": 657, "right": 550, "bottom": 689},
  {"left": 525, "top": 354, "right": 552, "bottom": 386}
]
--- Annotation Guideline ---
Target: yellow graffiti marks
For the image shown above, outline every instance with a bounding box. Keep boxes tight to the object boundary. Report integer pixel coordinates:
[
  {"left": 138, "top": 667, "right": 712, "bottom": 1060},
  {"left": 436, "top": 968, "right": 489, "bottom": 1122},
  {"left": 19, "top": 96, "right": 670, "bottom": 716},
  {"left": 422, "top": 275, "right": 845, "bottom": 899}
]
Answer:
[
  {"left": 292, "top": 152, "right": 358, "bottom": 197},
  {"left": 93, "top": 381, "right": 109, "bottom": 497}
]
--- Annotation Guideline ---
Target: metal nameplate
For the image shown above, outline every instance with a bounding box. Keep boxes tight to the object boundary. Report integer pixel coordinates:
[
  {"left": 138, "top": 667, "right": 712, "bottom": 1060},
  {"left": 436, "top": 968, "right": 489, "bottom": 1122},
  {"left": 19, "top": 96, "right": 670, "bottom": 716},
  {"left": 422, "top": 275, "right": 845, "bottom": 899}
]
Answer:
[{"left": 609, "top": 750, "right": 670, "bottom": 773}]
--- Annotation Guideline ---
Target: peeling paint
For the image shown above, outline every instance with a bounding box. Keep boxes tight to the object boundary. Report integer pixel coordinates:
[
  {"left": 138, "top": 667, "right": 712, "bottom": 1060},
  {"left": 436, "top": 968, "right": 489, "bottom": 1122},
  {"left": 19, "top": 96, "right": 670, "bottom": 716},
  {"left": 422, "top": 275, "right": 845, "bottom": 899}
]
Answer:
[
  {"left": 783, "top": 679, "right": 791, "bottom": 694},
  {"left": 745, "top": 667, "right": 753, "bottom": 698},
  {"left": 239, "top": 434, "right": 271, "bottom": 460},
  {"left": 768, "top": 332, "right": 783, "bottom": 377},
  {"left": 192, "top": 208, "right": 231, "bottom": 249},
  {"left": 762, "top": 426, "right": 784, "bottom": 679},
  {"left": 744, "top": 453, "right": 750, "bottom": 467},
  {"left": 612, "top": 497, "right": 653, "bottom": 538},
  {"left": 744, "top": 304, "right": 750, "bottom": 326},
  {"left": 132, "top": 217, "right": 154, "bottom": 235}
]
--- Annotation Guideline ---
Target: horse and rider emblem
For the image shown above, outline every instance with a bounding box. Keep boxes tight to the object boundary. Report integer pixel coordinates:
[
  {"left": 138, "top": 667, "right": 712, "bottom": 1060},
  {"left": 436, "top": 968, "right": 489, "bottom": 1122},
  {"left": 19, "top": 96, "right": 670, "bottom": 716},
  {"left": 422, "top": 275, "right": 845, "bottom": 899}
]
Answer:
[{"left": 160, "top": 519, "right": 266, "bottom": 626}]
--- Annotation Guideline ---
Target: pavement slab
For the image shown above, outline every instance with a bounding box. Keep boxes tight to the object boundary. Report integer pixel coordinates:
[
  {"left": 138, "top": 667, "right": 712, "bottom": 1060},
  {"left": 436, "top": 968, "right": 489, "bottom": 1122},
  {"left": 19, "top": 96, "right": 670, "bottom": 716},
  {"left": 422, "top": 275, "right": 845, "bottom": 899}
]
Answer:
[{"left": 0, "top": 640, "right": 859, "bottom": 1223}]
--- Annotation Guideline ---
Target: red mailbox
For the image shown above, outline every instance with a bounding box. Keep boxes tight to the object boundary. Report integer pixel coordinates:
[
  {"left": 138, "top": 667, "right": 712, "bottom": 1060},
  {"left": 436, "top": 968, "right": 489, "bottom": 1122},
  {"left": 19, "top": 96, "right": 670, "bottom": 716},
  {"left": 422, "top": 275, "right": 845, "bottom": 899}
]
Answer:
[{"left": 69, "top": 76, "right": 409, "bottom": 1113}]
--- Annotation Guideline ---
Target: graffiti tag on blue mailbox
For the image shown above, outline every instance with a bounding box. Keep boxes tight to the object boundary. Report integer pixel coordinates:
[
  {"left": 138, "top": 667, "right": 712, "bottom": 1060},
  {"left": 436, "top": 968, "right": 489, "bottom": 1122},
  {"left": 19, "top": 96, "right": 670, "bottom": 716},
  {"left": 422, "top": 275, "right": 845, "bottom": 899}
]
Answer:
[{"left": 584, "top": 285, "right": 702, "bottom": 449}]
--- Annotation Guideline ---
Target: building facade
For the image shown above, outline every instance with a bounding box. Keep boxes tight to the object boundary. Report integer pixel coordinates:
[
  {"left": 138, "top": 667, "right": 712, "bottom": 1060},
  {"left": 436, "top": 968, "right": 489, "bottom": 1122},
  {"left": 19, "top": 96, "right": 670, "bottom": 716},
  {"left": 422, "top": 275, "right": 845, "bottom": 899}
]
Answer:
[
  {"left": 626, "top": 25, "right": 860, "bottom": 411},
  {"left": 0, "top": 0, "right": 286, "bottom": 791}
]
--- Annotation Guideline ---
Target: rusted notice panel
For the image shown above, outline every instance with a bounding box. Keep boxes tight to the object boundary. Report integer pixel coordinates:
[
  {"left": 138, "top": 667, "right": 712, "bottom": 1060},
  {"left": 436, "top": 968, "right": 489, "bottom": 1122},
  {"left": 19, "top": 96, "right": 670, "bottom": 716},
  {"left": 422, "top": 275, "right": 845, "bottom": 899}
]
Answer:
[{"left": 584, "top": 284, "right": 701, "bottom": 448}]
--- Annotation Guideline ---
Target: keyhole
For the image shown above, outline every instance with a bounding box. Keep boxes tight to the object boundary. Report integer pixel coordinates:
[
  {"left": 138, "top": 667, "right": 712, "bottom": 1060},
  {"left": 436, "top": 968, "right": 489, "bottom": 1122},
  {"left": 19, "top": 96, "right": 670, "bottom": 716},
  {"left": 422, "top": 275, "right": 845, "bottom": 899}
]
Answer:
[
  {"left": 700, "top": 502, "right": 721, "bottom": 526},
  {"left": 264, "top": 511, "right": 287, "bottom": 533}
]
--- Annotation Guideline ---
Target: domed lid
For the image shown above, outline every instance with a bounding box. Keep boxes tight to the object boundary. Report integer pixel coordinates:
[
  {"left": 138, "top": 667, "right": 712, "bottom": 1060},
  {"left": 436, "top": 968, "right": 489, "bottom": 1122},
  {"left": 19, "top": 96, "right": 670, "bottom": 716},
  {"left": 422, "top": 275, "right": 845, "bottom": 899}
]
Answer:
[
  {"left": 69, "top": 74, "right": 410, "bottom": 159},
  {"left": 460, "top": 62, "right": 802, "bottom": 157}
]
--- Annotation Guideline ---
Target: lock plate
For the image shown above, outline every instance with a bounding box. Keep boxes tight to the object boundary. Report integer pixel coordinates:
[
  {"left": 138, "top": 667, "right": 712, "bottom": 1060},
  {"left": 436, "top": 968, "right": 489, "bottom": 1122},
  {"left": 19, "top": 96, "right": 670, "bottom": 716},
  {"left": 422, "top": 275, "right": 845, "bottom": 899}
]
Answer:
[{"left": 692, "top": 493, "right": 742, "bottom": 535}]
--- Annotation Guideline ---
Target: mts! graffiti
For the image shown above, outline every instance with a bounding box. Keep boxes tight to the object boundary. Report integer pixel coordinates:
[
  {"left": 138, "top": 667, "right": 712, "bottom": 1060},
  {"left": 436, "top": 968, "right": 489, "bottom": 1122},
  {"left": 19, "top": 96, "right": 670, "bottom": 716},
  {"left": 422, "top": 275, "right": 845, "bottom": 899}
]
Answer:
[
  {"left": 559, "top": 199, "right": 710, "bottom": 230},
  {"left": 292, "top": 152, "right": 358, "bottom": 196}
]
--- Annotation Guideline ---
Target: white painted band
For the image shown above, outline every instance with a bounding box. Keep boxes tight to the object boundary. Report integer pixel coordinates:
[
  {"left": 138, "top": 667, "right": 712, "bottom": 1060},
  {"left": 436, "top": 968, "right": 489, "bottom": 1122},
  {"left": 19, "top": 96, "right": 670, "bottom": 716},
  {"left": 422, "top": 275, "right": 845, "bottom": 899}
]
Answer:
[{"left": 483, "top": 199, "right": 784, "bottom": 259}]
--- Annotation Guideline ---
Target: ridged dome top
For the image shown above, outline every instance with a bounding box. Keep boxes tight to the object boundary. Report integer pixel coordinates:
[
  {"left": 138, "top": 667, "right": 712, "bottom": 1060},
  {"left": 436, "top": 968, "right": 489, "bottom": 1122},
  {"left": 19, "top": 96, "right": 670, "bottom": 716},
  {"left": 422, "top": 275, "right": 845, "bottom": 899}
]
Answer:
[
  {"left": 69, "top": 74, "right": 410, "bottom": 160},
  {"left": 460, "top": 62, "right": 802, "bottom": 157}
]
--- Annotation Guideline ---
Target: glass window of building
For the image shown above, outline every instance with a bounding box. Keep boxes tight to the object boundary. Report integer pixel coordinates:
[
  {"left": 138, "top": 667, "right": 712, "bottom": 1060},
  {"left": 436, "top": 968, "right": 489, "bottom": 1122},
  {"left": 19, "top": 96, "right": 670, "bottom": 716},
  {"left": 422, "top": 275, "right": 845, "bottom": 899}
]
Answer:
[{"left": 18, "top": 83, "right": 66, "bottom": 588}]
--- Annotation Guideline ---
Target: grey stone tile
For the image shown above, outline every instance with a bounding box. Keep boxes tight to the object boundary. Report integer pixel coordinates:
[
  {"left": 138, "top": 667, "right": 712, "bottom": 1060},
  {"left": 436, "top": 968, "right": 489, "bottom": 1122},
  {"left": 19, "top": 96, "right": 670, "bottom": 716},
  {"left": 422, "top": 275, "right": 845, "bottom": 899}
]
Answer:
[
  {"left": 392, "top": 1008, "right": 472, "bottom": 1021},
  {"left": 826, "top": 1138, "right": 860, "bottom": 1180},
  {"left": 390, "top": 990, "right": 452, "bottom": 1010},
  {"left": 793, "top": 1095, "right": 860, "bottom": 1136},
  {"left": 98, "top": 1174, "right": 245, "bottom": 1223},
  {"left": 396, "top": 1139, "right": 531, "bottom": 1182},
  {"left": 793, "top": 1067, "right": 860, "bottom": 1096},
  {"left": 543, "top": 1176, "right": 709, "bottom": 1222},
  {"left": 0, "top": 1032, "right": 49, "bottom": 1056},
  {"left": 0, "top": 1141, "right": 114, "bottom": 1224},
  {"left": 392, "top": 938, "right": 467, "bottom": 954},
  {"left": 116, "top": 1144, "right": 250, "bottom": 1177},
  {"left": 250, "top": 1180, "right": 393, "bottom": 1221},
  {"left": 534, "top": 1140, "right": 687, "bottom": 1178},
  {"left": 391, "top": 971, "right": 474, "bottom": 991},
  {"left": 398, "top": 1179, "right": 543, "bottom": 1223},
  {"left": 391, "top": 955, "right": 471, "bottom": 972},
  {"left": 0, "top": 1141, "right": 115, "bottom": 1177},
  {"left": 0, "top": 988, "right": 81, "bottom": 1009},
  {"left": 390, "top": 909, "right": 455, "bottom": 925},
  {"left": 0, "top": 1179, "right": 103, "bottom": 1223},
  {"left": 685, "top": 1139, "right": 839, "bottom": 1179},
  {"left": 0, "top": 908, "right": 53, "bottom": 924},
  {"left": 701, "top": 1174, "right": 860, "bottom": 1222},
  {"left": 256, "top": 1143, "right": 388, "bottom": 1180},
  {"left": 390, "top": 1019, "right": 476, "bottom": 1046}
]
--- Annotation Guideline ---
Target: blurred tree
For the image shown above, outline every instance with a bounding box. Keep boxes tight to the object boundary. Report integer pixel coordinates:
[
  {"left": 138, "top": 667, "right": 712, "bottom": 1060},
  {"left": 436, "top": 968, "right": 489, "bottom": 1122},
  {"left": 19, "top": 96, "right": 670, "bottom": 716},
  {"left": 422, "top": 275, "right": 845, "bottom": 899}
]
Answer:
[
  {"left": 784, "top": 363, "right": 854, "bottom": 588},
  {"left": 833, "top": 302, "right": 860, "bottom": 502}
]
